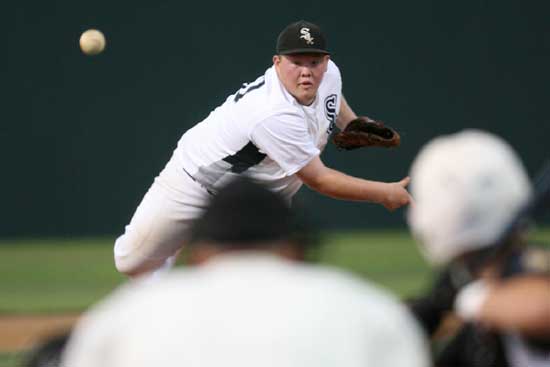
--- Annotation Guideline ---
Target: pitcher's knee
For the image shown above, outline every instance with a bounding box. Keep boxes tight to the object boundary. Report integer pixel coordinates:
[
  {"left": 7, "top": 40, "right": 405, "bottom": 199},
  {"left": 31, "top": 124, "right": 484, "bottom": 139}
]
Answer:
[
  {"left": 114, "top": 235, "right": 136, "bottom": 275},
  {"left": 113, "top": 234, "right": 161, "bottom": 277}
]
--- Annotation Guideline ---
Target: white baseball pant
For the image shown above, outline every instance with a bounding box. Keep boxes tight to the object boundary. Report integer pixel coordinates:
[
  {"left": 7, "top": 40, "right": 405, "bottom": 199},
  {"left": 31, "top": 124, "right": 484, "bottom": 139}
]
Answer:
[{"left": 114, "top": 156, "right": 210, "bottom": 276}]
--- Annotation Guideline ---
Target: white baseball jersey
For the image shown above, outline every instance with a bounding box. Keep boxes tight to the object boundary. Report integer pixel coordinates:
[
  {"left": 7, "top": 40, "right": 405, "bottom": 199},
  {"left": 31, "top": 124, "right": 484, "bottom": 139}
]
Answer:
[
  {"left": 174, "top": 60, "right": 342, "bottom": 200},
  {"left": 63, "top": 253, "right": 430, "bottom": 367}
]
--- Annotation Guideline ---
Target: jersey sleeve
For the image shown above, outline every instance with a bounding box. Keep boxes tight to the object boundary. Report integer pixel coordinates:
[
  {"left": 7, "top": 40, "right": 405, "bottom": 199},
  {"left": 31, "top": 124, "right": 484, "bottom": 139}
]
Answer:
[
  {"left": 326, "top": 59, "right": 342, "bottom": 81},
  {"left": 250, "top": 112, "right": 320, "bottom": 176}
]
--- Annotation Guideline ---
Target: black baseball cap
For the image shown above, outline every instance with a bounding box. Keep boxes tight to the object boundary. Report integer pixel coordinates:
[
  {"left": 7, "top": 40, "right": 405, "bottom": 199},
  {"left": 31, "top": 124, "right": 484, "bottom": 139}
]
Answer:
[{"left": 276, "top": 20, "right": 330, "bottom": 55}]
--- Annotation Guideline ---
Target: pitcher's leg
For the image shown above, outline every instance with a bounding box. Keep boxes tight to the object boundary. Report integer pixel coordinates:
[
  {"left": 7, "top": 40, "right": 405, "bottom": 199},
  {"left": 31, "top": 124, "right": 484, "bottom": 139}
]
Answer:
[
  {"left": 114, "top": 160, "right": 208, "bottom": 277},
  {"left": 113, "top": 184, "right": 190, "bottom": 275}
]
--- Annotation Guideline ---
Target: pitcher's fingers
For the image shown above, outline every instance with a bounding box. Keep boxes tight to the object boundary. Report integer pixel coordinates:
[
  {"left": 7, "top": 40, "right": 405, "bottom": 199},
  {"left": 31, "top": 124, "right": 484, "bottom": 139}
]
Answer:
[{"left": 400, "top": 176, "right": 411, "bottom": 187}]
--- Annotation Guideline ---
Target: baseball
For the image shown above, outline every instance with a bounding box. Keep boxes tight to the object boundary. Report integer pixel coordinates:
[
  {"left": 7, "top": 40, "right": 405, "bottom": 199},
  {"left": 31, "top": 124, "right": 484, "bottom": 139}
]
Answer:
[{"left": 79, "top": 29, "right": 106, "bottom": 55}]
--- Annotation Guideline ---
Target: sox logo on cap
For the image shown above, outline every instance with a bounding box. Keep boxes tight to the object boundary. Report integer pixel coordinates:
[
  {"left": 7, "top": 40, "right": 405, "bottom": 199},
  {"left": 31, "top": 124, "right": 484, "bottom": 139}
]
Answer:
[{"left": 300, "top": 28, "right": 315, "bottom": 45}]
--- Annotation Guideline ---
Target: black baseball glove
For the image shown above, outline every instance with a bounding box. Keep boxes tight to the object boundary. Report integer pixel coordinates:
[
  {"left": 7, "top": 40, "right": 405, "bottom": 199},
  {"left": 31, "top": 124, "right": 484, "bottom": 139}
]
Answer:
[{"left": 332, "top": 117, "right": 401, "bottom": 150}]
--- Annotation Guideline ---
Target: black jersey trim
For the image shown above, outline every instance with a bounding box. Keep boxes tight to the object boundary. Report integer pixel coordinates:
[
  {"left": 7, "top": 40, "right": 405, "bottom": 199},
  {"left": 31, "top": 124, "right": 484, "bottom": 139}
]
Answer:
[
  {"left": 223, "top": 141, "right": 267, "bottom": 173},
  {"left": 234, "top": 80, "right": 266, "bottom": 102}
]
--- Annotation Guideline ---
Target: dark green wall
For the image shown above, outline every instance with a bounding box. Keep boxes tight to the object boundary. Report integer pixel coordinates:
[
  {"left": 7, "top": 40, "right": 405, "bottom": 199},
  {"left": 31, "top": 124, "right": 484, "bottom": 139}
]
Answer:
[{"left": 3, "top": 0, "right": 549, "bottom": 236}]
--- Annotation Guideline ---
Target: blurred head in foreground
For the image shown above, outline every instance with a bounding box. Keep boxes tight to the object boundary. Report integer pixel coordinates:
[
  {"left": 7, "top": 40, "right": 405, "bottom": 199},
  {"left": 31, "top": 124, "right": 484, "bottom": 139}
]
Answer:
[
  {"left": 187, "top": 176, "right": 314, "bottom": 263},
  {"left": 407, "top": 129, "right": 532, "bottom": 266}
]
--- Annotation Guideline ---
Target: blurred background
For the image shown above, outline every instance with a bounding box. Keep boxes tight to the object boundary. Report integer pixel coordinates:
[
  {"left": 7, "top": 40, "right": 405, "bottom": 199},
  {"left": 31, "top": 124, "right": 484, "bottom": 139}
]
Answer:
[
  {"left": 3, "top": 0, "right": 548, "bottom": 236},
  {"left": 1, "top": 0, "right": 548, "bottom": 363}
]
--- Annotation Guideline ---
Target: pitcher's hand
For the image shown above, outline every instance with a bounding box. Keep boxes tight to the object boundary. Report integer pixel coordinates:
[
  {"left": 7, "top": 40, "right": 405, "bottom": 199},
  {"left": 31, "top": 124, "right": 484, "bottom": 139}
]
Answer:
[{"left": 382, "top": 176, "right": 412, "bottom": 211}]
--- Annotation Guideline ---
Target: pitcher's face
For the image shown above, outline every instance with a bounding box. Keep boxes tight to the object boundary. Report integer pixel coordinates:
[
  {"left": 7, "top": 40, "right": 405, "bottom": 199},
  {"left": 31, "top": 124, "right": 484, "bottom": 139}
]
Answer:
[{"left": 273, "top": 53, "right": 330, "bottom": 106}]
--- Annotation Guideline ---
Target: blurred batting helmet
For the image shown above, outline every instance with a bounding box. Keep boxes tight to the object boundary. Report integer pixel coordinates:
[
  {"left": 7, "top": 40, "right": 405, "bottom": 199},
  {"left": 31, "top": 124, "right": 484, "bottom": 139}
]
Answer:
[{"left": 407, "top": 129, "right": 532, "bottom": 265}]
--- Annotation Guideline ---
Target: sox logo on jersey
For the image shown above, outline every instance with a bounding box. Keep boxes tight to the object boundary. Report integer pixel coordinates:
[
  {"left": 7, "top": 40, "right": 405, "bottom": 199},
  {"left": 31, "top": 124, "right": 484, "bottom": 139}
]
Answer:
[{"left": 325, "top": 94, "right": 337, "bottom": 134}]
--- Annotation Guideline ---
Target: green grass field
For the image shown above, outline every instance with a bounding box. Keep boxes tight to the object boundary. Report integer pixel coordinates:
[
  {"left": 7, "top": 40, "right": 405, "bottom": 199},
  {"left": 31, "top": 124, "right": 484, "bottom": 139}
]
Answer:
[
  {"left": 4, "top": 229, "right": 550, "bottom": 314},
  {"left": 0, "top": 354, "right": 17, "bottom": 367},
  {"left": 2, "top": 229, "right": 550, "bottom": 313},
  {"left": 0, "top": 231, "right": 433, "bottom": 314},
  {"left": 0, "top": 229, "right": 548, "bottom": 367}
]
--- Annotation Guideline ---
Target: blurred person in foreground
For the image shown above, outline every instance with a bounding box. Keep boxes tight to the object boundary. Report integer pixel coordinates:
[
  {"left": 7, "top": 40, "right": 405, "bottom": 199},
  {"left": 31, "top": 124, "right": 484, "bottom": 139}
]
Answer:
[
  {"left": 406, "top": 129, "right": 550, "bottom": 367},
  {"left": 62, "top": 177, "right": 429, "bottom": 367}
]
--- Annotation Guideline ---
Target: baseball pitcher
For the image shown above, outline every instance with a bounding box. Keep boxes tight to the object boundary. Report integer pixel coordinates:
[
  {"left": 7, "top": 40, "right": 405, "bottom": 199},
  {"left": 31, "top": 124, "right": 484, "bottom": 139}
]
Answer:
[{"left": 115, "top": 20, "right": 409, "bottom": 277}]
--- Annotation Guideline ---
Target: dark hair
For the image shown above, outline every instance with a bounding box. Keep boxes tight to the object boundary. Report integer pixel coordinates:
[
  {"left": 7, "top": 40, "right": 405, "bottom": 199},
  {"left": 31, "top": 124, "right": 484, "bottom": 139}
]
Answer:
[{"left": 189, "top": 176, "right": 293, "bottom": 246}]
